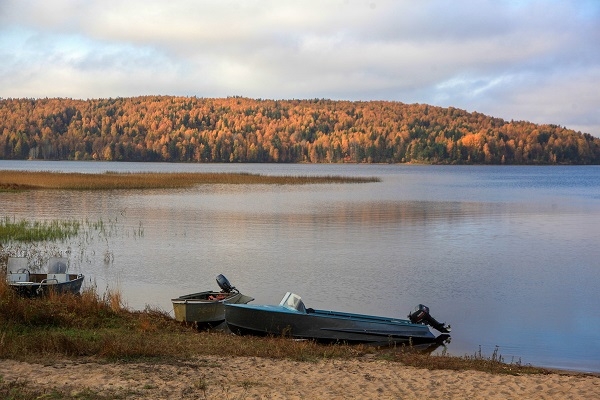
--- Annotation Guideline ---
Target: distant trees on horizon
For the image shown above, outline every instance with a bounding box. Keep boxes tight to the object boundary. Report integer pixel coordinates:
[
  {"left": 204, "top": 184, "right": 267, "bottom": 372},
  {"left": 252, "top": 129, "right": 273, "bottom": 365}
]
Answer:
[{"left": 1, "top": 96, "right": 599, "bottom": 164}]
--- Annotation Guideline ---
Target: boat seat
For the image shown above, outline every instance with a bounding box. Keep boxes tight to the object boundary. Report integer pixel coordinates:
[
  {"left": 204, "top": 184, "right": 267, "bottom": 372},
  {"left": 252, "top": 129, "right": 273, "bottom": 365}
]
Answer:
[
  {"left": 7, "top": 272, "right": 30, "bottom": 283},
  {"left": 47, "top": 258, "right": 68, "bottom": 274},
  {"left": 7, "top": 257, "right": 30, "bottom": 283}
]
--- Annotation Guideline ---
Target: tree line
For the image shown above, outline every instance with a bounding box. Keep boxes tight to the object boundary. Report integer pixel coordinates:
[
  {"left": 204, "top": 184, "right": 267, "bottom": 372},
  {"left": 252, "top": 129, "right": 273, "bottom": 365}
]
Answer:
[{"left": 1, "top": 96, "right": 599, "bottom": 164}]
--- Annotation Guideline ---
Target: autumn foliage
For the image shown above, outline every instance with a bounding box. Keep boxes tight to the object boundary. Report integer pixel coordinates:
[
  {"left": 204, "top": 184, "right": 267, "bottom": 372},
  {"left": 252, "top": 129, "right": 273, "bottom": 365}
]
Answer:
[{"left": 1, "top": 96, "right": 598, "bottom": 164}]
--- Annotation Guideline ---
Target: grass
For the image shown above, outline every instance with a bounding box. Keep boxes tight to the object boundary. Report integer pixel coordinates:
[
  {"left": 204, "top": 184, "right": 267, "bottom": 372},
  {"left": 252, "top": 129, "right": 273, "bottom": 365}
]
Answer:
[
  {"left": 0, "top": 170, "right": 380, "bottom": 191},
  {"left": 0, "top": 376, "right": 127, "bottom": 400},
  {"left": 0, "top": 217, "right": 82, "bottom": 242},
  {"left": 0, "top": 378, "right": 118, "bottom": 400},
  {"left": 0, "top": 280, "right": 349, "bottom": 361},
  {"left": 0, "top": 278, "right": 549, "bottom": 375}
]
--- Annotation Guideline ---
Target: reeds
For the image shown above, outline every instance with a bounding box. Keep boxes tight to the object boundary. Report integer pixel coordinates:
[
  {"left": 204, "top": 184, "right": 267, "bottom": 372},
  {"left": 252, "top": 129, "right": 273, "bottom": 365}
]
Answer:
[
  {"left": 1, "top": 216, "right": 141, "bottom": 275},
  {"left": 0, "top": 216, "right": 81, "bottom": 242},
  {"left": 0, "top": 170, "right": 379, "bottom": 191}
]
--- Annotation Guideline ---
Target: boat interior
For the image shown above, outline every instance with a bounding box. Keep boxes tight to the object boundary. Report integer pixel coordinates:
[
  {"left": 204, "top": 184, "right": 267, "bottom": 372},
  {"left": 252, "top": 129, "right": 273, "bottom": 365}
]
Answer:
[{"left": 6, "top": 257, "right": 77, "bottom": 285}]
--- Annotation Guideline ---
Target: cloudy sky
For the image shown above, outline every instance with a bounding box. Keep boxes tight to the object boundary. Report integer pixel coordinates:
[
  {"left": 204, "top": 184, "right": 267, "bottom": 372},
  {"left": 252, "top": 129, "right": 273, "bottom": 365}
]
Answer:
[{"left": 1, "top": 0, "right": 599, "bottom": 136}]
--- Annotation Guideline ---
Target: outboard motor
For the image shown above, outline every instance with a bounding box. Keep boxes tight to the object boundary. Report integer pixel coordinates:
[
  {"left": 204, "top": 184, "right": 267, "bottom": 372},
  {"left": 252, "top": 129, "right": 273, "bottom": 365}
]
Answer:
[
  {"left": 408, "top": 304, "right": 451, "bottom": 333},
  {"left": 216, "top": 274, "right": 236, "bottom": 293}
]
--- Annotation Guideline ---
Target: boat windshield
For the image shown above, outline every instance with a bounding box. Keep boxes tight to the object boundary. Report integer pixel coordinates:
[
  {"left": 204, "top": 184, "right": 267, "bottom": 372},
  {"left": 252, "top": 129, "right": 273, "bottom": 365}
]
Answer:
[{"left": 279, "top": 292, "right": 307, "bottom": 313}]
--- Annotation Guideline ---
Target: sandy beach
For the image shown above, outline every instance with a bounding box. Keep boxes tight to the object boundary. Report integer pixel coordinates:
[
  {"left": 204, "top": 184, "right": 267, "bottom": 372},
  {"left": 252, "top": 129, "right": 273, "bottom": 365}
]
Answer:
[{"left": 1, "top": 356, "right": 598, "bottom": 399}]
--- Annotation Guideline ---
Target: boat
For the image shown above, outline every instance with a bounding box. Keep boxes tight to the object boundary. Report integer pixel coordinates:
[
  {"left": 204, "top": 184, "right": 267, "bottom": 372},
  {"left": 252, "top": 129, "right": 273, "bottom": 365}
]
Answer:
[
  {"left": 6, "top": 257, "right": 84, "bottom": 297},
  {"left": 171, "top": 274, "right": 254, "bottom": 328},
  {"left": 225, "top": 292, "right": 450, "bottom": 347}
]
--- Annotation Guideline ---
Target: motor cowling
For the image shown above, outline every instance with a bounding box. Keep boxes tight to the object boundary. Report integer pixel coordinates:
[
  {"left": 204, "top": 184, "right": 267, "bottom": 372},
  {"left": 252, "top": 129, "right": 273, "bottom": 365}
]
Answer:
[
  {"left": 408, "top": 304, "right": 451, "bottom": 333},
  {"left": 216, "top": 274, "right": 236, "bottom": 293}
]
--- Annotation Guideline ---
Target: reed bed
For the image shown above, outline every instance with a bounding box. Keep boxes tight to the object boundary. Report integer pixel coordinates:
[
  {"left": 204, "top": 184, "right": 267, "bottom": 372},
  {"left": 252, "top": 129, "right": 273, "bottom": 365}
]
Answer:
[
  {"left": 0, "top": 217, "right": 81, "bottom": 242},
  {"left": 0, "top": 170, "right": 379, "bottom": 191},
  {"left": 1, "top": 216, "right": 126, "bottom": 276}
]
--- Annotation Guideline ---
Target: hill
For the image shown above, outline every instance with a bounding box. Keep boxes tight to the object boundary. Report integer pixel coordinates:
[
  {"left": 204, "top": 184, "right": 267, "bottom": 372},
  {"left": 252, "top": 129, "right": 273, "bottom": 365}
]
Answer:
[{"left": 1, "top": 96, "right": 598, "bottom": 164}]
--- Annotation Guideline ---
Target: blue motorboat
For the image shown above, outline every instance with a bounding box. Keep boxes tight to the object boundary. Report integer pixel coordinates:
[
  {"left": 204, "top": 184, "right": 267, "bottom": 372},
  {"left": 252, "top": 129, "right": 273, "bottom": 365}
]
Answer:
[{"left": 225, "top": 292, "right": 450, "bottom": 347}]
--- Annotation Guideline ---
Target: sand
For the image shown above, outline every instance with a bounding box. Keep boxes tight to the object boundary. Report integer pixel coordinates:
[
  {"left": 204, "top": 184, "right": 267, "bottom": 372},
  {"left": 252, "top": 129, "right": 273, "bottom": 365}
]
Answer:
[{"left": 1, "top": 356, "right": 599, "bottom": 399}]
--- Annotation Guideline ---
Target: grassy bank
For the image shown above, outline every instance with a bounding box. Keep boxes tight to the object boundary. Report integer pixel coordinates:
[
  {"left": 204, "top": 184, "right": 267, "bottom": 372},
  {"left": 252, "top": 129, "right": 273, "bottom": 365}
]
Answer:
[
  {"left": 0, "top": 278, "right": 563, "bottom": 399},
  {"left": 0, "top": 171, "right": 379, "bottom": 191},
  {"left": 0, "top": 279, "right": 547, "bottom": 375}
]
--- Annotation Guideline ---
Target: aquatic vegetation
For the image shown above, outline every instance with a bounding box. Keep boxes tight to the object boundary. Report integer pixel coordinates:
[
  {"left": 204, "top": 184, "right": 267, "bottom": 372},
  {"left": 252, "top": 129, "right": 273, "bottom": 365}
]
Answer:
[
  {"left": 0, "top": 217, "right": 81, "bottom": 242},
  {"left": 0, "top": 171, "right": 379, "bottom": 191},
  {"left": 0, "top": 216, "right": 141, "bottom": 274}
]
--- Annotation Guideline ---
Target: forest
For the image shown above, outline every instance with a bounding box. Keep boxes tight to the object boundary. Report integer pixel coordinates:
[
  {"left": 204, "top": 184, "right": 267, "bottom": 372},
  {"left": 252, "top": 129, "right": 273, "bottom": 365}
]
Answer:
[{"left": 1, "top": 96, "right": 599, "bottom": 164}]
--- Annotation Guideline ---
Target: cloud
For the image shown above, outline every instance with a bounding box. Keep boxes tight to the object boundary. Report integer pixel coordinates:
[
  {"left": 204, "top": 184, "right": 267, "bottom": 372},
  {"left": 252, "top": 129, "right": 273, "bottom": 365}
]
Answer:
[{"left": 1, "top": 0, "right": 599, "bottom": 136}]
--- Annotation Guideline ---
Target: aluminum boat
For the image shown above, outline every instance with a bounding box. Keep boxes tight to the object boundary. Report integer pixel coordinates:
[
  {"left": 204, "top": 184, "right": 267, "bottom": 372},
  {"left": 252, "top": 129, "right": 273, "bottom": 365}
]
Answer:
[
  {"left": 225, "top": 292, "right": 450, "bottom": 347},
  {"left": 172, "top": 274, "right": 254, "bottom": 327},
  {"left": 6, "top": 257, "right": 84, "bottom": 297}
]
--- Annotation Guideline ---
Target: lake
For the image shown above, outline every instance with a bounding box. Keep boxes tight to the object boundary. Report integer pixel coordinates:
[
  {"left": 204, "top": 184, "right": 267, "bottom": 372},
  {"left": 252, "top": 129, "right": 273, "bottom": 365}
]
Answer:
[{"left": 1, "top": 160, "right": 599, "bottom": 373}]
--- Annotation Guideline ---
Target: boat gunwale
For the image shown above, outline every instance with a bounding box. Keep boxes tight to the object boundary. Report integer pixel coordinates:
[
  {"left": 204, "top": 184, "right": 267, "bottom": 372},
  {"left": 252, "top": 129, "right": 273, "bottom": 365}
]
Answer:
[
  {"left": 8, "top": 274, "right": 84, "bottom": 287},
  {"left": 171, "top": 290, "right": 241, "bottom": 303},
  {"left": 225, "top": 303, "right": 424, "bottom": 328}
]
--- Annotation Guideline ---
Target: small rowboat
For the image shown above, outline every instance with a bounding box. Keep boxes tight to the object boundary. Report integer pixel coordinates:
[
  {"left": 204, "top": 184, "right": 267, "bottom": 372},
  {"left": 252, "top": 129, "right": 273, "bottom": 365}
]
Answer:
[
  {"left": 6, "top": 257, "right": 84, "bottom": 297},
  {"left": 172, "top": 274, "right": 254, "bottom": 328}
]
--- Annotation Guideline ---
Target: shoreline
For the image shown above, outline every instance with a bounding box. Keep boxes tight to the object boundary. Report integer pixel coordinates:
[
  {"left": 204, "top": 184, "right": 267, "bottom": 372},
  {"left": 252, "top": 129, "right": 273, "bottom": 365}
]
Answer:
[{"left": 1, "top": 356, "right": 599, "bottom": 399}]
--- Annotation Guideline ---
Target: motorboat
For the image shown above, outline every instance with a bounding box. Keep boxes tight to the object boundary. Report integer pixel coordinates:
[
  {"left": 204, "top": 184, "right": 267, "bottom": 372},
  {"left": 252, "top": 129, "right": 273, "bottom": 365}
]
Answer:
[
  {"left": 171, "top": 274, "right": 254, "bottom": 328},
  {"left": 225, "top": 292, "right": 450, "bottom": 347},
  {"left": 6, "top": 257, "right": 84, "bottom": 297}
]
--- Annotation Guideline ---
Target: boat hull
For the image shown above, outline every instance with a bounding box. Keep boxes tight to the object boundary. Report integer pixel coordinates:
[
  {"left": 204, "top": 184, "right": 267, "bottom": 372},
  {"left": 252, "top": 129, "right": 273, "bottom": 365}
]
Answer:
[
  {"left": 225, "top": 303, "right": 445, "bottom": 346},
  {"left": 172, "top": 291, "right": 254, "bottom": 327},
  {"left": 9, "top": 274, "right": 84, "bottom": 297}
]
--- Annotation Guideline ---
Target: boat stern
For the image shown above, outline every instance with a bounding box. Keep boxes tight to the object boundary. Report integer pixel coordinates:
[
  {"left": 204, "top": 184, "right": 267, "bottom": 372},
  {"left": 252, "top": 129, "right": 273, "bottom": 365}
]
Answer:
[{"left": 408, "top": 304, "right": 451, "bottom": 334}]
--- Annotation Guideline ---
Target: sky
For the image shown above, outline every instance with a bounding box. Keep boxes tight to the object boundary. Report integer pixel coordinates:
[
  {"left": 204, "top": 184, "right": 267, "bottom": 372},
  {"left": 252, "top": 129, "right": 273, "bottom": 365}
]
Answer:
[{"left": 1, "top": 0, "right": 599, "bottom": 137}]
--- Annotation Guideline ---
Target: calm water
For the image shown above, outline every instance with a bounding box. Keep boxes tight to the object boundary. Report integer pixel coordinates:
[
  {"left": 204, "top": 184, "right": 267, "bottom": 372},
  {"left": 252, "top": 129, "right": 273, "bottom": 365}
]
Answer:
[{"left": 1, "top": 161, "right": 599, "bottom": 372}]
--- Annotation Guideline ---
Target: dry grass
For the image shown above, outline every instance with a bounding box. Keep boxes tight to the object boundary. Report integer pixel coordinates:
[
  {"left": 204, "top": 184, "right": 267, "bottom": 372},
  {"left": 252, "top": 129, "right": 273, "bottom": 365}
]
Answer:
[
  {"left": 0, "top": 378, "right": 116, "bottom": 400},
  {"left": 0, "top": 170, "right": 379, "bottom": 191},
  {"left": 388, "top": 345, "right": 548, "bottom": 375},
  {"left": 0, "top": 278, "right": 550, "bottom": 378},
  {"left": 0, "top": 278, "right": 356, "bottom": 361}
]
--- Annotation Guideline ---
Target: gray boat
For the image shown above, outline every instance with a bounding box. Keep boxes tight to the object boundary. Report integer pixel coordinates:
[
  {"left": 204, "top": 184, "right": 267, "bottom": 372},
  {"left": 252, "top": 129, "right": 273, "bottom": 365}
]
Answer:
[
  {"left": 225, "top": 292, "right": 450, "bottom": 347},
  {"left": 172, "top": 274, "right": 254, "bottom": 328},
  {"left": 6, "top": 257, "right": 84, "bottom": 297}
]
